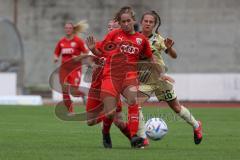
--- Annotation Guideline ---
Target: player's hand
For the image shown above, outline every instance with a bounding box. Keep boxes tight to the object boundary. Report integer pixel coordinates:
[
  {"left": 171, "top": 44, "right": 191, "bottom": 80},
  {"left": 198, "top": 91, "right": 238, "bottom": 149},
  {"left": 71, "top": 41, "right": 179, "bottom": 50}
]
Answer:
[
  {"left": 86, "top": 36, "right": 96, "bottom": 51},
  {"left": 164, "top": 38, "right": 174, "bottom": 49},
  {"left": 160, "top": 74, "right": 175, "bottom": 83},
  {"left": 54, "top": 57, "right": 58, "bottom": 63}
]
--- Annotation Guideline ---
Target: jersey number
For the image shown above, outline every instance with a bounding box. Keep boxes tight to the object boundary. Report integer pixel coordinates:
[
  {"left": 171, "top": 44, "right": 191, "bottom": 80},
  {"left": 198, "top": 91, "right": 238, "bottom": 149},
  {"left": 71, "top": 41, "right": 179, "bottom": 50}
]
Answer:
[{"left": 164, "top": 90, "right": 173, "bottom": 100}]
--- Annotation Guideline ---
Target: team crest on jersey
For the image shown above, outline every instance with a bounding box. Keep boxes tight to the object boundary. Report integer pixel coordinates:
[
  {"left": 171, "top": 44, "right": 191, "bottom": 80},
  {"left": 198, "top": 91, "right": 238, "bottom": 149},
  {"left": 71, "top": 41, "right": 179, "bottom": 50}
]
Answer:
[
  {"left": 71, "top": 42, "right": 77, "bottom": 47},
  {"left": 60, "top": 43, "right": 64, "bottom": 47},
  {"left": 136, "top": 38, "right": 142, "bottom": 45}
]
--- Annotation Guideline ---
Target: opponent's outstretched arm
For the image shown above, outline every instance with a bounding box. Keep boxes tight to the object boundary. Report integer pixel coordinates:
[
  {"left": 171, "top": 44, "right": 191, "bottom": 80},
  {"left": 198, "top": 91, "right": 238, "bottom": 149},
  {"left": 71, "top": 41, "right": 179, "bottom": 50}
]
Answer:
[{"left": 164, "top": 38, "right": 177, "bottom": 59}]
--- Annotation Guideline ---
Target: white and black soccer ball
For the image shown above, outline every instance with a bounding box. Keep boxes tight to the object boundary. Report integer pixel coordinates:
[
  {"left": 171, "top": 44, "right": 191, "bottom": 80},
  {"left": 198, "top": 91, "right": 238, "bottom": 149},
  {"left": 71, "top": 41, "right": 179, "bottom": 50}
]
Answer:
[{"left": 145, "top": 118, "right": 168, "bottom": 141}]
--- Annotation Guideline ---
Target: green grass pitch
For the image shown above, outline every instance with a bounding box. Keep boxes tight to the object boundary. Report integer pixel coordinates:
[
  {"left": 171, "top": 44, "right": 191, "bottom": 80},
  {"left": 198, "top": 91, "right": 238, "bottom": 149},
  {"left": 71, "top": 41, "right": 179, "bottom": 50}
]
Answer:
[{"left": 0, "top": 105, "right": 239, "bottom": 160}]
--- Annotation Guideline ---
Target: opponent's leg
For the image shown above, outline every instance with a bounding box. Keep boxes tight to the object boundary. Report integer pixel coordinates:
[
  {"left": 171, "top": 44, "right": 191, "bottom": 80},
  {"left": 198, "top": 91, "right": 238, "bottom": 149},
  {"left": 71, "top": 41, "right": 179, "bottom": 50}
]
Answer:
[
  {"left": 137, "top": 108, "right": 149, "bottom": 146},
  {"left": 137, "top": 91, "right": 151, "bottom": 146},
  {"left": 155, "top": 80, "right": 203, "bottom": 145},
  {"left": 167, "top": 98, "right": 203, "bottom": 145}
]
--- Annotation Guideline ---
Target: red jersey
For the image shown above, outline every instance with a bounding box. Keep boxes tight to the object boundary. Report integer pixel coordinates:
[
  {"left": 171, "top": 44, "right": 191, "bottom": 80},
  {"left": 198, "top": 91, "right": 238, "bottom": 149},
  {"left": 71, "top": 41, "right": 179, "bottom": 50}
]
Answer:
[
  {"left": 97, "top": 29, "right": 152, "bottom": 80},
  {"left": 54, "top": 36, "right": 87, "bottom": 63}
]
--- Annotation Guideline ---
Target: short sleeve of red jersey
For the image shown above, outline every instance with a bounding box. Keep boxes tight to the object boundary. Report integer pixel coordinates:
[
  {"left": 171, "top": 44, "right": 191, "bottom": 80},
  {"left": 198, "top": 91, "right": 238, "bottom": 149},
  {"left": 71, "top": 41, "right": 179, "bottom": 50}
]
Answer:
[
  {"left": 142, "top": 36, "right": 153, "bottom": 58},
  {"left": 101, "top": 29, "right": 120, "bottom": 44},
  {"left": 54, "top": 39, "right": 62, "bottom": 58}
]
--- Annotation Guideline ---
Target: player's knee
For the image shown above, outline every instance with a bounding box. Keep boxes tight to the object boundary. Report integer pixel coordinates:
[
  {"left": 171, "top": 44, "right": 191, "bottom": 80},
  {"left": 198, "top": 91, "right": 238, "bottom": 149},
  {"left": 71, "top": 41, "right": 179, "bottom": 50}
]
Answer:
[
  {"left": 167, "top": 99, "right": 181, "bottom": 113},
  {"left": 126, "top": 98, "right": 137, "bottom": 105},
  {"left": 171, "top": 104, "right": 181, "bottom": 113},
  {"left": 175, "top": 105, "right": 182, "bottom": 113}
]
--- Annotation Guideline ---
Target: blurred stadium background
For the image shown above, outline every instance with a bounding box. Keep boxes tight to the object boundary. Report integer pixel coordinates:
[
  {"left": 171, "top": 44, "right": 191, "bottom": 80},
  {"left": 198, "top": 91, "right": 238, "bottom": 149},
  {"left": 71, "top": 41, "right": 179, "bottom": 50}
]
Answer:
[
  {"left": 0, "top": 1, "right": 240, "bottom": 160},
  {"left": 1, "top": 0, "right": 240, "bottom": 104}
]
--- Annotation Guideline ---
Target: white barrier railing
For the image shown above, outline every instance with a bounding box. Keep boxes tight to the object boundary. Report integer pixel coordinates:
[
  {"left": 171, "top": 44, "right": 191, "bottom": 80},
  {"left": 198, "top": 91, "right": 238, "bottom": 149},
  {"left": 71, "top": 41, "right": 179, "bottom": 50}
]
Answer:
[
  {"left": 52, "top": 73, "right": 240, "bottom": 102},
  {"left": 0, "top": 73, "right": 43, "bottom": 105},
  {"left": 0, "top": 73, "right": 16, "bottom": 95},
  {"left": 171, "top": 73, "right": 240, "bottom": 101}
]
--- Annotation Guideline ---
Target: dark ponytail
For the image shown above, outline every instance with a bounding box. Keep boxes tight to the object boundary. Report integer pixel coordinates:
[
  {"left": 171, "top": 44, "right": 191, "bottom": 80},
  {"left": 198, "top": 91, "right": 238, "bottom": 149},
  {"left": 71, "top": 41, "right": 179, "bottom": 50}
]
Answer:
[{"left": 151, "top": 11, "right": 161, "bottom": 33}]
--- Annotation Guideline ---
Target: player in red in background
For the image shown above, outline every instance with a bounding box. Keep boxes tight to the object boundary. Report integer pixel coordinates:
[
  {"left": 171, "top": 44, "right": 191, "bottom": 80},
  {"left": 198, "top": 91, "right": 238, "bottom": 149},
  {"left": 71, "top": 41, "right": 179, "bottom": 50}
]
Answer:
[
  {"left": 54, "top": 21, "right": 89, "bottom": 115},
  {"left": 86, "top": 6, "right": 171, "bottom": 148}
]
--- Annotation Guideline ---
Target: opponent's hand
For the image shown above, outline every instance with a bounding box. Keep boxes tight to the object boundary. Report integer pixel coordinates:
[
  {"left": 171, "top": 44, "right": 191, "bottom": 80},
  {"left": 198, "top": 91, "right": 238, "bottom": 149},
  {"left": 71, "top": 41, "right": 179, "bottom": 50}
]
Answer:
[
  {"left": 86, "top": 36, "right": 96, "bottom": 51},
  {"left": 164, "top": 38, "right": 174, "bottom": 49}
]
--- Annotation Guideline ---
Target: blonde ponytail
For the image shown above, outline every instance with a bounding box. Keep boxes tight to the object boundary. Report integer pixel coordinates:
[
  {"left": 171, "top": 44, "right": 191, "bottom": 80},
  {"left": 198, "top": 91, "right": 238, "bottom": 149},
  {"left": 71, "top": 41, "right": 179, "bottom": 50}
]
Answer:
[{"left": 73, "top": 20, "right": 89, "bottom": 34}]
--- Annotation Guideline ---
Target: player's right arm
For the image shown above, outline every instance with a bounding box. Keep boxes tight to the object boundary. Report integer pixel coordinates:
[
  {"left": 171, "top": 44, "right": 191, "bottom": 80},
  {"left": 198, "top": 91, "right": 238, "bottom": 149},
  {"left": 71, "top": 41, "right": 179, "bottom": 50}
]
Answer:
[
  {"left": 86, "top": 36, "right": 102, "bottom": 56},
  {"left": 86, "top": 29, "right": 119, "bottom": 56},
  {"left": 54, "top": 40, "right": 62, "bottom": 63}
]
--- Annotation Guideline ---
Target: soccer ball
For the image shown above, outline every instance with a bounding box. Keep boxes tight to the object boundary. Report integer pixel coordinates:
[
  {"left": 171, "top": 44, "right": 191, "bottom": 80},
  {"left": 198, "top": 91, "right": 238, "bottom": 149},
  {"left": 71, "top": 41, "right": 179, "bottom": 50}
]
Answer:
[{"left": 145, "top": 118, "right": 168, "bottom": 141}]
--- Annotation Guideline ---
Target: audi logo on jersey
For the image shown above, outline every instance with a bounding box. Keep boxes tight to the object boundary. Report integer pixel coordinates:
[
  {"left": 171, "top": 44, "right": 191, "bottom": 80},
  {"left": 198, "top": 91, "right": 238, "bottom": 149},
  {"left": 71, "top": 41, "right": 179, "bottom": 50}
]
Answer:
[
  {"left": 61, "top": 48, "right": 74, "bottom": 54},
  {"left": 119, "top": 43, "right": 140, "bottom": 55}
]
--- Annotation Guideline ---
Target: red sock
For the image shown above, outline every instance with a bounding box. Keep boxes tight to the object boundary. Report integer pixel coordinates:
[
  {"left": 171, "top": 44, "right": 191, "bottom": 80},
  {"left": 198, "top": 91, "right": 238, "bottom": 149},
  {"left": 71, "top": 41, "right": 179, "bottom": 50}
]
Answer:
[
  {"left": 102, "top": 116, "right": 113, "bottom": 134},
  {"left": 119, "top": 123, "right": 131, "bottom": 140},
  {"left": 128, "top": 104, "right": 139, "bottom": 138},
  {"left": 63, "top": 94, "right": 73, "bottom": 113}
]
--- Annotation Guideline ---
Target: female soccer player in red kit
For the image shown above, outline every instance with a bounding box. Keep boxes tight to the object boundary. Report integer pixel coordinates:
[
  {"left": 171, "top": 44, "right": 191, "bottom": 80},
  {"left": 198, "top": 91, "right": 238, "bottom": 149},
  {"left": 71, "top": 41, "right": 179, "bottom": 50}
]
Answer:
[
  {"left": 54, "top": 21, "right": 88, "bottom": 115},
  {"left": 86, "top": 20, "right": 133, "bottom": 148},
  {"left": 86, "top": 6, "right": 168, "bottom": 147},
  {"left": 86, "top": 20, "right": 121, "bottom": 126}
]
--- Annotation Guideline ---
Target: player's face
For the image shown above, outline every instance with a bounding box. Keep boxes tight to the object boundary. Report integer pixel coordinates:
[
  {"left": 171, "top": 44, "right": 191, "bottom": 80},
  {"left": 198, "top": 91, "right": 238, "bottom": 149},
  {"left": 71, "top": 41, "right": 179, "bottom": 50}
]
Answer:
[
  {"left": 108, "top": 20, "right": 120, "bottom": 32},
  {"left": 64, "top": 23, "right": 74, "bottom": 36},
  {"left": 141, "top": 15, "right": 156, "bottom": 33},
  {"left": 119, "top": 13, "right": 135, "bottom": 33}
]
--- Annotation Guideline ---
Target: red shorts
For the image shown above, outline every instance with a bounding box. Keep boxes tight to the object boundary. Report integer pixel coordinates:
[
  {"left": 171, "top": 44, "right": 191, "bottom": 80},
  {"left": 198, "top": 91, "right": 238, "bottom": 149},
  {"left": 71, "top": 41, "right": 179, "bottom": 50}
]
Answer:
[
  {"left": 100, "top": 76, "right": 138, "bottom": 99},
  {"left": 86, "top": 75, "right": 122, "bottom": 114},
  {"left": 59, "top": 67, "right": 82, "bottom": 86}
]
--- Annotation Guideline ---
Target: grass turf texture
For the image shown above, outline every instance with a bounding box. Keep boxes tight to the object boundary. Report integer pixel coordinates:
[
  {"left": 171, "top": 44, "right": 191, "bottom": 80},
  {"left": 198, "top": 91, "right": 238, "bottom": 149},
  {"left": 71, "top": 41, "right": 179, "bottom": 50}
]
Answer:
[{"left": 0, "top": 105, "right": 239, "bottom": 160}]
